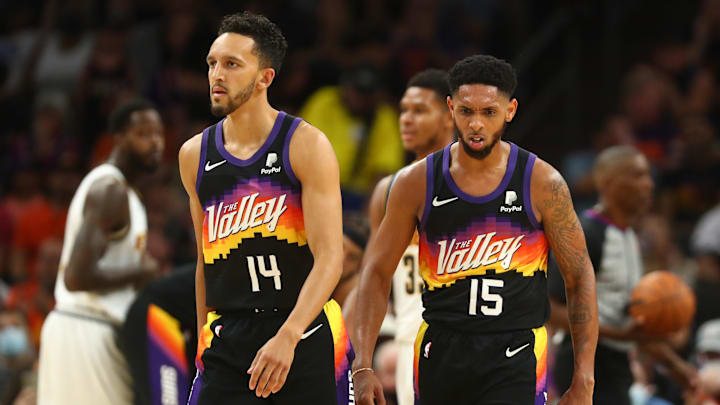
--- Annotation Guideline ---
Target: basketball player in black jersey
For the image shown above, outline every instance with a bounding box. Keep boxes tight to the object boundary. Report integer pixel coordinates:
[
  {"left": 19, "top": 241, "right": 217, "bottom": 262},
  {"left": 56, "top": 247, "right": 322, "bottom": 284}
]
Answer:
[
  {"left": 178, "top": 12, "right": 351, "bottom": 405},
  {"left": 351, "top": 55, "right": 599, "bottom": 405}
]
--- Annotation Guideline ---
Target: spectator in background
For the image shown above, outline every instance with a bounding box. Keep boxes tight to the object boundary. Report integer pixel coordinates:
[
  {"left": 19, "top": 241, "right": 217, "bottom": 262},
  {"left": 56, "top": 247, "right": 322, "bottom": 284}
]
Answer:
[
  {"left": 0, "top": 307, "right": 35, "bottom": 405},
  {"left": 688, "top": 320, "right": 720, "bottom": 405},
  {"left": 5, "top": 238, "right": 61, "bottom": 348},
  {"left": 300, "top": 64, "right": 403, "bottom": 210},
  {"left": 374, "top": 339, "right": 399, "bottom": 405},
  {"left": 78, "top": 25, "right": 137, "bottom": 152},
  {"left": 9, "top": 167, "right": 77, "bottom": 283},
  {"left": 562, "top": 115, "right": 636, "bottom": 213},
  {"left": 689, "top": 197, "right": 720, "bottom": 352},
  {"left": 621, "top": 65, "right": 680, "bottom": 164}
]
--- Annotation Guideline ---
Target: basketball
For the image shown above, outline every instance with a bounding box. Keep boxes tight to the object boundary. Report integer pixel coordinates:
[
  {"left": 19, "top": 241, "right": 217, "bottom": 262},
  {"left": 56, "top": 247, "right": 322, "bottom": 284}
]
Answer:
[{"left": 629, "top": 271, "right": 696, "bottom": 336}]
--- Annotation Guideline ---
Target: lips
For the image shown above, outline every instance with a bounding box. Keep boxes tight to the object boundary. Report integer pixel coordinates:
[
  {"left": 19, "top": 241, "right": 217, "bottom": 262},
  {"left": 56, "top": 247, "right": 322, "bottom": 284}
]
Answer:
[
  {"left": 211, "top": 86, "right": 227, "bottom": 96},
  {"left": 467, "top": 134, "right": 486, "bottom": 149}
]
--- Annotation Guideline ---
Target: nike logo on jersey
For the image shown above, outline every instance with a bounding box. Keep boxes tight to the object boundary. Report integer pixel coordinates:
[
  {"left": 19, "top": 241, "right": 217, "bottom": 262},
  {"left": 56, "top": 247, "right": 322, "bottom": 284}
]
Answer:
[
  {"left": 432, "top": 196, "right": 458, "bottom": 207},
  {"left": 205, "top": 160, "right": 227, "bottom": 171},
  {"left": 436, "top": 232, "right": 525, "bottom": 275},
  {"left": 301, "top": 323, "right": 323, "bottom": 340},
  {"left": 505, "top": 343, "right": 529, "bottom": 358},
  {"left": 205, "top": 193, "right": 288, "bottom": 243}
]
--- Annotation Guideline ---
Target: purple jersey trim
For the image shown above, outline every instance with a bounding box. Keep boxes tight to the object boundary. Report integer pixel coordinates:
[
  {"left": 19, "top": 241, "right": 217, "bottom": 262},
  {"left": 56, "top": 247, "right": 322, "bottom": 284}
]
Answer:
[
  {"left": 418, "top": 153, "right": 435, "bottom": 231},
  {"left": 523, "top": 153, "right": 542, "bottom": 229},
  {"left": 282, "top": 117, "right": 303, "bottom": 187},
  {"left": 442, "top": 142, "right": 518, "bottom": 203},
  {"left": 215, "top": 111, "right": 286, "bottom": 166},
  {"left": 194, "top": 126, "right": 211, "bottom": 194}
]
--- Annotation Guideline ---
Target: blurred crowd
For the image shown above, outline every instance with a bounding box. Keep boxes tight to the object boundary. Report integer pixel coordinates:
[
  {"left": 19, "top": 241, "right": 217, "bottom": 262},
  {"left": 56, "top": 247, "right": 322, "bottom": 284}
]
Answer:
[{"left": 0, "top": 0, "right": 720, "bottom": 404}]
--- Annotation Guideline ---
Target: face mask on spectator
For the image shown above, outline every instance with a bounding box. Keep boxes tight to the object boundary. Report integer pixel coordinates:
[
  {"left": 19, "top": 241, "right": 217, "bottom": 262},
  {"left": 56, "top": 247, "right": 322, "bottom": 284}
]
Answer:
[{"left": 0, "top": 326, "right": 29, "bottom": 357}]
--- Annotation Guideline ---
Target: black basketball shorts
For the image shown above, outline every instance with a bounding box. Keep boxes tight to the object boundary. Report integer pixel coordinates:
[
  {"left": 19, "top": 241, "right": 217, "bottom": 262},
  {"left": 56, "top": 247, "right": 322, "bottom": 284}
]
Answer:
[
  {"left": 413, "top": 322, "right": 548, "bottom": 405},
  {"left": 188, "top": 300, "right": 354, "bottom": 405}
]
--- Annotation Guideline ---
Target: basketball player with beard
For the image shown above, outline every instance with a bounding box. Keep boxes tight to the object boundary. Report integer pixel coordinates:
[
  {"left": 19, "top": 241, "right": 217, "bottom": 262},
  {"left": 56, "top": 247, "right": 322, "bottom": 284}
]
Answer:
[
  {"left": 178, "top": 12, "right": 352, "bottom": 405},
  {"left": 362, "top": 68, "right": 453, "bottom": 405},
  {"left": 351, "top": 55, "right": 599, "bottom": 405},
  {"left": 38, "top": 99, "right": 164, "bottom": 405}
]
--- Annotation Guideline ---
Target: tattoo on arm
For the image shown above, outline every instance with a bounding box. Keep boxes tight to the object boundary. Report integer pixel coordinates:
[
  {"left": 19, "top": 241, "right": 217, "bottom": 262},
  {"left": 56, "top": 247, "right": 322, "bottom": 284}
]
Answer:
[{"left": 540, "top": 174, "right": 598, "bottom": 363}]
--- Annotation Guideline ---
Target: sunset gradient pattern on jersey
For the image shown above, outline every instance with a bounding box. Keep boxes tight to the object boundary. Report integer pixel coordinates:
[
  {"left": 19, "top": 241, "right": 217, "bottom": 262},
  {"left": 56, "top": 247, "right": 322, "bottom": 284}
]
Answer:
[
  {"left": 201, "top": 177, "right": 306, "bottom": 265},
  {"left": 324, "top": 300, "right": 354, "bottom": 405},
  {"left": 419, "top": 216, "right": 548, "bottom": 290},
  {"left": 147, "top": 304, "right": 190, "bottom": 404},
  {"left": 532, "top": 326, "right": 548, "bottom": 405}
]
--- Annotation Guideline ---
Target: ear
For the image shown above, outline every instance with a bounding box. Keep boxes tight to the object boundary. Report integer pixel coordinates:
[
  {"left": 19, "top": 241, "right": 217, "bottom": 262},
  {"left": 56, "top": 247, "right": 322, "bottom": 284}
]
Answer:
[
  {"left": 256, "top": 67, "right": 276, "bottom": 90},
  {"left": 447, "top": 95, "right": 455, "bottom": 118},
  {"left": 506, "top": 98, "right": 518, "bottom": 122}
]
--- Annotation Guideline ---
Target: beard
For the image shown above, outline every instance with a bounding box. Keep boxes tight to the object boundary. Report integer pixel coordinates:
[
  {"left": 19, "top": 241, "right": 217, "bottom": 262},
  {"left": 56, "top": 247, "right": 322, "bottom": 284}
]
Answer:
[
  {"left": 210, "top": 79, "right": 256, "bottom": 117},
  {"left": 127, "top": 147, "right": 160, "bottom": 173},
  {"left": 455, "top": 122, "right": 505, "bottom": 160}
]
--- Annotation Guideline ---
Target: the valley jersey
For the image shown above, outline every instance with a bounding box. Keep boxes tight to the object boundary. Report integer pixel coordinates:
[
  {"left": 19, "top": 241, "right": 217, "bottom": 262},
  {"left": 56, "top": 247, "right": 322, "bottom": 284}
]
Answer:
[
  {"left": 418, "top": 142, "right": 549, "bottom": 333},
  {"left": 196, "top": 112, "right": 313, "bottom": 311}
]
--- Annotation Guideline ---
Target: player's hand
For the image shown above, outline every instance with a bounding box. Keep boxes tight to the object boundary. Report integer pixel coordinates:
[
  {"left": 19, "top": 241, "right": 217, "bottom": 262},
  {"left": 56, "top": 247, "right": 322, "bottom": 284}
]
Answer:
[
  {"left": 558, "top": 377, "right": 593, "bottom": 405},
  {"left": 247, "top": 326, "right": 300, "bottom": 398},
  {"left": 353, "top": 369, "right": 385, "bottom": 405}
]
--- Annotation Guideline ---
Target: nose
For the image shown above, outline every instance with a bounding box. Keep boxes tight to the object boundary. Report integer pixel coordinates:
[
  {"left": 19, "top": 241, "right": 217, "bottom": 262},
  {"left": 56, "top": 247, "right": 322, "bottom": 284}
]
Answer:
[
  {"left": 209, "top": 64, "right": 224, "bottom": 83},
  {"left": 469, "top": 116, "right": 483, "bottom": 132}
]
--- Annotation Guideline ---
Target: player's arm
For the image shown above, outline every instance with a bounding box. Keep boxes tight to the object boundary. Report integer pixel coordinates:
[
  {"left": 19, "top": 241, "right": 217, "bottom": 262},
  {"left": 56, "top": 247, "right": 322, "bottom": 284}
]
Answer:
[
  {"left": 64, "top": 177, "right": 157, "bottom": 292},
  {"left": 178, "top": 134, "right": 213, "bottom": 337},
  {"left": 531, "top": 159, "right": 598, "bottom": 403},
  {"left": 352, "top": 162, "right": 425, "bottom": 405},
  {"left": 246, "top": 122, "right": 344, "bottom": 398},
  {"left": 368, "top": 175, "right": 393, "bottom": 235},
  {"left": 639, "top": 342, "right": 698, "bottom": 389}
]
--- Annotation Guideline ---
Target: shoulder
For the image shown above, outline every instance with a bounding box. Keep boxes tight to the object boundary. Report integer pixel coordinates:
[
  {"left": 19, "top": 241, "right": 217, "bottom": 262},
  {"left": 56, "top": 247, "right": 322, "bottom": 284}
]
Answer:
[
  {"left": 530, "top": 157, "right": 569, "bottom": 202},
  {"left": 179, "top": 132, "right": 203, "bottom": 164},
  {"left": 388, "top": 159, "right": 427, "bottom": 203},
  {"left": 288, "top": 121, "right": 338, "bottom": 181},
  {"left": 85, "top": 174, "right": 128, "bottom": 214}
]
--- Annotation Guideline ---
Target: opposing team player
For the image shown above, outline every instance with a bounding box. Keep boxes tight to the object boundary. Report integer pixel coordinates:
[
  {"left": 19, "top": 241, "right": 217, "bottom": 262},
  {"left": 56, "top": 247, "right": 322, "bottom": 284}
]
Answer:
[
  {"left": 351, "top": 55, "right": 599, "bottom": 405},
  {"left": 38, "top": 99, "right": 164, "bottom": 405},
  {"left": 178, "top": 12, "right": 351, "bottom": 404},
  {"left": 366, "top": 69, "right": 453, "bottom": 405}
]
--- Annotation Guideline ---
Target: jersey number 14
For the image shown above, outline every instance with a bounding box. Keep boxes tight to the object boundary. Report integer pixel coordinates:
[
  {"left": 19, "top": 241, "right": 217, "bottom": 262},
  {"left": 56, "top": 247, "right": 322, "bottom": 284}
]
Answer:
[
  {"left": 247, "top": 255, "right": 282, "bottom": 292},
  {"left": 469, "top": 278, "right": 503, "bottom": 316}
]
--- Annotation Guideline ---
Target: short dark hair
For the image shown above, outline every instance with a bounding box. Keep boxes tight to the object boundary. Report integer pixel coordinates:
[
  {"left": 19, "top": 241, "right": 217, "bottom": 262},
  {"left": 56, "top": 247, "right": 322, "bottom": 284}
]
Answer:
[
  {"left": 217, "top": 12, "right": 288, "bottom": 73},
  {"left": 447, "top": 55, "right": 517, "bottom": 97},
  {"left": 108, "top": 98, "right": 156, "bottom": 134},
  {"left": 407, "top": 69, "right": 449, "bottom": 100}
]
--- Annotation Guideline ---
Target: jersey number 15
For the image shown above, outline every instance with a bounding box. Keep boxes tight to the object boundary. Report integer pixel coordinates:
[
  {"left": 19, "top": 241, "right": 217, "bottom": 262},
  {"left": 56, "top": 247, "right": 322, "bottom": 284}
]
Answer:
[{"left": 469, "top": 278, "right": 503, "bottom": 316}]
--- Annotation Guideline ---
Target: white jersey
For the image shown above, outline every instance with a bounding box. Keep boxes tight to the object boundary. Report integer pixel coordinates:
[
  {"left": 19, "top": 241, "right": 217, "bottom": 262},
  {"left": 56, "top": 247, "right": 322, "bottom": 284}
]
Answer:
[
  {"left": 54, "top": 164, "right": 147, "bottom": 324},
  {"left": 392, "top": 244, "right": 424, "bottom": 343}
]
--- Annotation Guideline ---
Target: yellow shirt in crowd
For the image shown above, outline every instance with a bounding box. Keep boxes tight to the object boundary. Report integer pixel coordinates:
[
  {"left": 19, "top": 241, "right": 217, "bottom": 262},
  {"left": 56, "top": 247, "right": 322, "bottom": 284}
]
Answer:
[{"left": 300, "top": 86, "right": 404, "bottom": 194}]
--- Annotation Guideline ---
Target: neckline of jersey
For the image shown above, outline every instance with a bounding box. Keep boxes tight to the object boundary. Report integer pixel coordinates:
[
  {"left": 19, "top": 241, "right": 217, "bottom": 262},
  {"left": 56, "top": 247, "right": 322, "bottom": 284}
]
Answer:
[
  {"left": 214, "top": 111, "right": 286, "bottom": 166},
  {"left": 442, "top": 141, "right": 518, "bottom": 204}
]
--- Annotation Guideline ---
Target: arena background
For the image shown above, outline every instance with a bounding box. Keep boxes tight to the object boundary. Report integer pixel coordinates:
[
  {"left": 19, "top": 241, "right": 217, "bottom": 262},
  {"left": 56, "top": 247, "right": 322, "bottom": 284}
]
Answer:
[{"left": 1, "top": 0, "right": 719, "bottom": 404}]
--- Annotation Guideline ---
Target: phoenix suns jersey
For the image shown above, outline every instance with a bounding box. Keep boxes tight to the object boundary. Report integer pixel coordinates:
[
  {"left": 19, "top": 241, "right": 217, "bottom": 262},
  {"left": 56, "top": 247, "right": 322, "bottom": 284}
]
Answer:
[
  {"left": 196, "top": 111, "right": 313, "bottom": 311},
  {"left": 418, "top": 142, "right": 549, "bottom": 333}
]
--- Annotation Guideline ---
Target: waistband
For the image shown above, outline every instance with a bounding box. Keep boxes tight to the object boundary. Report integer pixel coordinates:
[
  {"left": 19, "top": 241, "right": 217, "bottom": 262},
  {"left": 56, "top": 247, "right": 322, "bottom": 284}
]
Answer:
[{"left": 215, "top": 307, "right": 293, "bottom": 318}]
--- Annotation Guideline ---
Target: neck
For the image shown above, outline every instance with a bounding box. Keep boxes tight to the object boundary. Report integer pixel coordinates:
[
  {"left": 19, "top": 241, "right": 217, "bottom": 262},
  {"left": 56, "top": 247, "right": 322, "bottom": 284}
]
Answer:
[
  {"left": 455, "top": 139, "right": 508, "bottom": 171},
  {"left": 223, "top": 94, "right": 277, "bottom": 144},
  {"left": 595, "top": 200, "right": 634, "bottom": 229},
  {"left": 413, "top": 131, "right": 454, "bottom": 161},
  {"left": 108, "top": 149, "right": 139, "bottom": 185}
]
